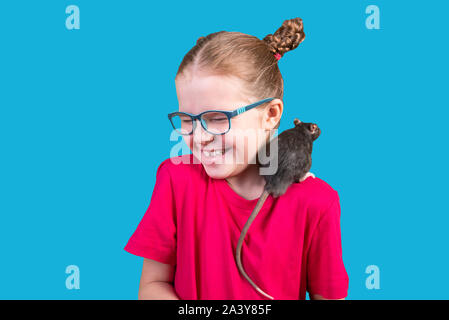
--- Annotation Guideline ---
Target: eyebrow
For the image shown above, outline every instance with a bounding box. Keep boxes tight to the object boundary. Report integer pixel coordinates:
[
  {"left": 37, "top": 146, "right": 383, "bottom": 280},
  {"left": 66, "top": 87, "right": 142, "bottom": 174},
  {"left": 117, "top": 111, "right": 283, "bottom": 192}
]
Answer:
[{"left": 179, "top": 104, "right": 235, "bottom": 112}]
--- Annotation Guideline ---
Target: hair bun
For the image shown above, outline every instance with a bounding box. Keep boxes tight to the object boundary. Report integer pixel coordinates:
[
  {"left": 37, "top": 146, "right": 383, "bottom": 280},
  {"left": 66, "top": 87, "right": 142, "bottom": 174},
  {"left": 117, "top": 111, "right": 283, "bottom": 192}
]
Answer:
[{"left": 263, "top": 17, "right": 305, "bottom": 58}]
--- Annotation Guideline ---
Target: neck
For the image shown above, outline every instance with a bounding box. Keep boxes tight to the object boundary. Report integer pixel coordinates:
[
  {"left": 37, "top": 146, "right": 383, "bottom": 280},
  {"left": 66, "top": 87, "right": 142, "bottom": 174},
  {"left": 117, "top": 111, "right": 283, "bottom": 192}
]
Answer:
[{"left": 225, "top": 164, "right": 266, "bottom": 200}]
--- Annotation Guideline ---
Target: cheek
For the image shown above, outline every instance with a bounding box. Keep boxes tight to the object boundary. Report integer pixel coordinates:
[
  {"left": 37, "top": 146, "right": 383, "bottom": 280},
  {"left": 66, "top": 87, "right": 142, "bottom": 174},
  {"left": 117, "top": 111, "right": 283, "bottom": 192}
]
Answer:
[
  {"left": 183, "top": 136, "right": 193, "bottom": 149},
  {"left": 226, "top": 127, "right": 266, "bottom": 162}
]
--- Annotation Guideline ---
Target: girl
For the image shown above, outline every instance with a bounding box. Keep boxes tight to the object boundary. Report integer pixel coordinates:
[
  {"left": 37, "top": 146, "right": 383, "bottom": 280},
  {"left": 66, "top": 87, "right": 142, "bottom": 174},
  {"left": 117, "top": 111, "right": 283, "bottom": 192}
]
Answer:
[{"left": 124, "top": 17, "right": 349, "bottom": 300}]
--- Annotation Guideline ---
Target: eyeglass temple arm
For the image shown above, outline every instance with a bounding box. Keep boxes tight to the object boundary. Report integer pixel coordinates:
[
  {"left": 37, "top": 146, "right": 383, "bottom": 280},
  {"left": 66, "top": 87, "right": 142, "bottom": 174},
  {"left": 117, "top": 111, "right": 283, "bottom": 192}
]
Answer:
[
  {"left": 168, "top": 97, "right": 275, "bottom": 118},
  {"left": 230, "top": 98, "right": 275, "bottom": 117}
]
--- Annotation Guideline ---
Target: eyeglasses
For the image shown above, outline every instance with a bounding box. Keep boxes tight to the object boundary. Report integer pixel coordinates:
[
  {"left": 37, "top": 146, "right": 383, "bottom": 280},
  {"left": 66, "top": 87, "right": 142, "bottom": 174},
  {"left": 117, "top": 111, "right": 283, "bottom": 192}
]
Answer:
[{"left": 168, "top": 97, "right": 275, "bottom": 135}]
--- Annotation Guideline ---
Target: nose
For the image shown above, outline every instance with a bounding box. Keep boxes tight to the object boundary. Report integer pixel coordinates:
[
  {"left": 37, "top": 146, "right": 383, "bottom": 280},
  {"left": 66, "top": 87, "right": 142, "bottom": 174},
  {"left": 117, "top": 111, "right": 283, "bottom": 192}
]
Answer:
[{"left": 192, "top": 119, "right": 214, "bottom": 143}]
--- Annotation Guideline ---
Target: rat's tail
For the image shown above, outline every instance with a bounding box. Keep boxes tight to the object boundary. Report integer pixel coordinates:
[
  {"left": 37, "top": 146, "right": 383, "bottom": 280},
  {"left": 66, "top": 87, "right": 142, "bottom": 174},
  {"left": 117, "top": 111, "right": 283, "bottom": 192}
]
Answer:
[{"left": 235, "top": 190, "right": 274, "bottom": 300}]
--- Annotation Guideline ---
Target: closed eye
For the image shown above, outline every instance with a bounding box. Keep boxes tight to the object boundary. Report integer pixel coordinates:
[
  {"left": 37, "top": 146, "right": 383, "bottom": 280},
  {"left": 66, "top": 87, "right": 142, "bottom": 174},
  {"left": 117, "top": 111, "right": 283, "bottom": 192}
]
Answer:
[{"left": 210, "top": 118, "right": 228, "bottom": 122}]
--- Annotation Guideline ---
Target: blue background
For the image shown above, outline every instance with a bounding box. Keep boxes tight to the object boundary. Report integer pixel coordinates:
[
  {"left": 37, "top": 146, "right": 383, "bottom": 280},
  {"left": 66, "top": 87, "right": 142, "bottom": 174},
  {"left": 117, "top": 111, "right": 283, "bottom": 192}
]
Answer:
[{"left": 0, "top": 0, "right": 448, "bottom": 299}]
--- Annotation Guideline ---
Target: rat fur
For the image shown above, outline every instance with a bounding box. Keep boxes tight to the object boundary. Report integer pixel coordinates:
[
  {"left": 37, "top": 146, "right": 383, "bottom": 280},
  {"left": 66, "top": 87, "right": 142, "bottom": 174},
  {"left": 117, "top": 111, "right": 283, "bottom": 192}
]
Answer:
[{"left": 235, "top": 118, "right": 321, "bottom": 299}]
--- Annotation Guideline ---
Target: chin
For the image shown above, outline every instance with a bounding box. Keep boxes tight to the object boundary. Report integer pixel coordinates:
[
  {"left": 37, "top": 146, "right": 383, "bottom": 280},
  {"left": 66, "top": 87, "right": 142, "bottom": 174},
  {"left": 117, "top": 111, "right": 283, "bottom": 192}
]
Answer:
[{"left": 202, "top": 164, "right": 234, "bottom": 180}]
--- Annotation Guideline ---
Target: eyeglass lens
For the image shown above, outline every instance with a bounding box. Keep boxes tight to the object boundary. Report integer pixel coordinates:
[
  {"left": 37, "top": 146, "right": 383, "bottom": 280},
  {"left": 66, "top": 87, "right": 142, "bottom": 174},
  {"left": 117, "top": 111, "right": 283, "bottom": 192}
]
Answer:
[{"left": 171, "top": 111, "right": 230, "bottom": 135}]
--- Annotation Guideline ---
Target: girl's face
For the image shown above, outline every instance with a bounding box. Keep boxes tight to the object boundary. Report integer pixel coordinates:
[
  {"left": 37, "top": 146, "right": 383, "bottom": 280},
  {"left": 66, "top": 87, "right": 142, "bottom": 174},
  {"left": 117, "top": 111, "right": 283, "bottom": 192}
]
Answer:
[{"left": 175, "top": 73, "right": 281, "bottom": 180}]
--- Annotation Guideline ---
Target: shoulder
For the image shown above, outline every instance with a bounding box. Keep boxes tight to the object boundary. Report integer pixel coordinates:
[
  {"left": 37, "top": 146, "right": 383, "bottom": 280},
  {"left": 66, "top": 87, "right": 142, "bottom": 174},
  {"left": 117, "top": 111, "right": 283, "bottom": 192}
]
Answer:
[{"left": 288, "top": 174, "right": 339, "bottom": 214}]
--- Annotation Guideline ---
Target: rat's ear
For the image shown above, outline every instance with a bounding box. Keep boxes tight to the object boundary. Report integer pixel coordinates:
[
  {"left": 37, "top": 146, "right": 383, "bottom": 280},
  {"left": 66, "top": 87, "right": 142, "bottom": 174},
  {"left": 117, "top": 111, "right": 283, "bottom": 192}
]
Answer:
[{"left": 293, "top": 118, "right": 301, "bottom": 126}]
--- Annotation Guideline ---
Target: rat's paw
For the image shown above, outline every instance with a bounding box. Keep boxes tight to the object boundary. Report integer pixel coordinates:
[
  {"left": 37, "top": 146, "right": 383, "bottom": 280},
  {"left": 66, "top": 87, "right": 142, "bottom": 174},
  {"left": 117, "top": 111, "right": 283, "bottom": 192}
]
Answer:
[{"left": 299, "top": 172, "right": 315, "bottom": 182}]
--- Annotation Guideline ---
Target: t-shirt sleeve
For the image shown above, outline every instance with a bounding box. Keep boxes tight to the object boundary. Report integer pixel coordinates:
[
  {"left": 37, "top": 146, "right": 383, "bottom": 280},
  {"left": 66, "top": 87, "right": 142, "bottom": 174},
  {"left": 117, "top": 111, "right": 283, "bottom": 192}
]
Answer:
[
  {"left": 306, "top": 192, "right": 349, "bottom": 299},
  {"left": 123, "top": 159, "right": 177, "bottom": 266}
]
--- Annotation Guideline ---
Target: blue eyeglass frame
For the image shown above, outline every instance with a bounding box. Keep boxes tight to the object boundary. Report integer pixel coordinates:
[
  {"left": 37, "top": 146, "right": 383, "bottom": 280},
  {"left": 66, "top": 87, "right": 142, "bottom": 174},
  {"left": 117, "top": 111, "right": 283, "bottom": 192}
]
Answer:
[{"left": 167, "top": 97, "right": 276, "bottom": 135}]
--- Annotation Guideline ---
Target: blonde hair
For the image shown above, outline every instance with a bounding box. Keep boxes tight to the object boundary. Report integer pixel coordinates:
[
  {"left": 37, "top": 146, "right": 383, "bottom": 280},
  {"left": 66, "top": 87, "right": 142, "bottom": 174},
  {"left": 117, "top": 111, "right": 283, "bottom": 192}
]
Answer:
[{"left": 176, "top": 17, "right": 306, "bottom": 129}]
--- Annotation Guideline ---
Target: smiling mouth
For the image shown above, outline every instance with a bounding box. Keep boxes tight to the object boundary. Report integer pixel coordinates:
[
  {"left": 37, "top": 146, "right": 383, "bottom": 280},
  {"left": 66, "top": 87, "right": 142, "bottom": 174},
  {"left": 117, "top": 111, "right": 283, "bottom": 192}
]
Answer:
[{"left": 202, "top": 148, "right": 230, "bottom": 157}]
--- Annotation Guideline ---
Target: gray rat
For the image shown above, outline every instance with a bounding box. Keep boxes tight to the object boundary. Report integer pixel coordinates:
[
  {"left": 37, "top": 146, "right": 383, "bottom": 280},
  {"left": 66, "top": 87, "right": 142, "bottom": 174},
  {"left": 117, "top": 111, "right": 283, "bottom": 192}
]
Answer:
[{"left": 235, "top": 118, "right": 321, "bottom": 300}]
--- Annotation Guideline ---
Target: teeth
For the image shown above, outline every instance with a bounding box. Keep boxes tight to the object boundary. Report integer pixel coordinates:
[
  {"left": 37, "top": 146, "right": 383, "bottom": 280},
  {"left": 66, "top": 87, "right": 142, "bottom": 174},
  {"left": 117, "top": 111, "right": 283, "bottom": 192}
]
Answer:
[{"left": 203, "top": 149, "right": 226, "bottom": 157}]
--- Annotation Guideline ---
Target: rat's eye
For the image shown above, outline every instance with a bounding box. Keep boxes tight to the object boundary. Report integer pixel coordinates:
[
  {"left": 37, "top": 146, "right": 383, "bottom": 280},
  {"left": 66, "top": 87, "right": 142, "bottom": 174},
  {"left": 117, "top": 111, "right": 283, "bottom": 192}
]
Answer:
[{"left": 309, "top": 124, "right": 318, "bottom": 134}]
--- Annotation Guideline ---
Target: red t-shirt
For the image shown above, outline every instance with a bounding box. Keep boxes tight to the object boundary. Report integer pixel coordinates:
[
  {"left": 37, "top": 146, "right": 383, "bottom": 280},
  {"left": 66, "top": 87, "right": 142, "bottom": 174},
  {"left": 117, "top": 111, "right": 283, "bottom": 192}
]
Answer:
[{"left": 124, "top": 153, "right": 349, "bottom": 300}]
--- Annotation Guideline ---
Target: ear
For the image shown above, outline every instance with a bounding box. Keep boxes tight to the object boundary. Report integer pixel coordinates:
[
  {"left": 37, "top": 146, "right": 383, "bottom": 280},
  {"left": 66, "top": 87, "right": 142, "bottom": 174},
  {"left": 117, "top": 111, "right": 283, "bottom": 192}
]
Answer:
[
  {"left": 261, "top": 99, "right": 283, "bottom": 131},
  {"left": 293, "top": 118, "right": 301, "bottom": 126}
]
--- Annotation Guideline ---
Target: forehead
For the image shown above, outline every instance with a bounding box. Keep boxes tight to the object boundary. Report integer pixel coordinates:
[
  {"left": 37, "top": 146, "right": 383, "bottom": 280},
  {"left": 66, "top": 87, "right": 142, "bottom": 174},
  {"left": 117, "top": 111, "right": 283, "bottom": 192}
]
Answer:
[{"left": 175, "top": 73, "right": 249, "bottom": 113}]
